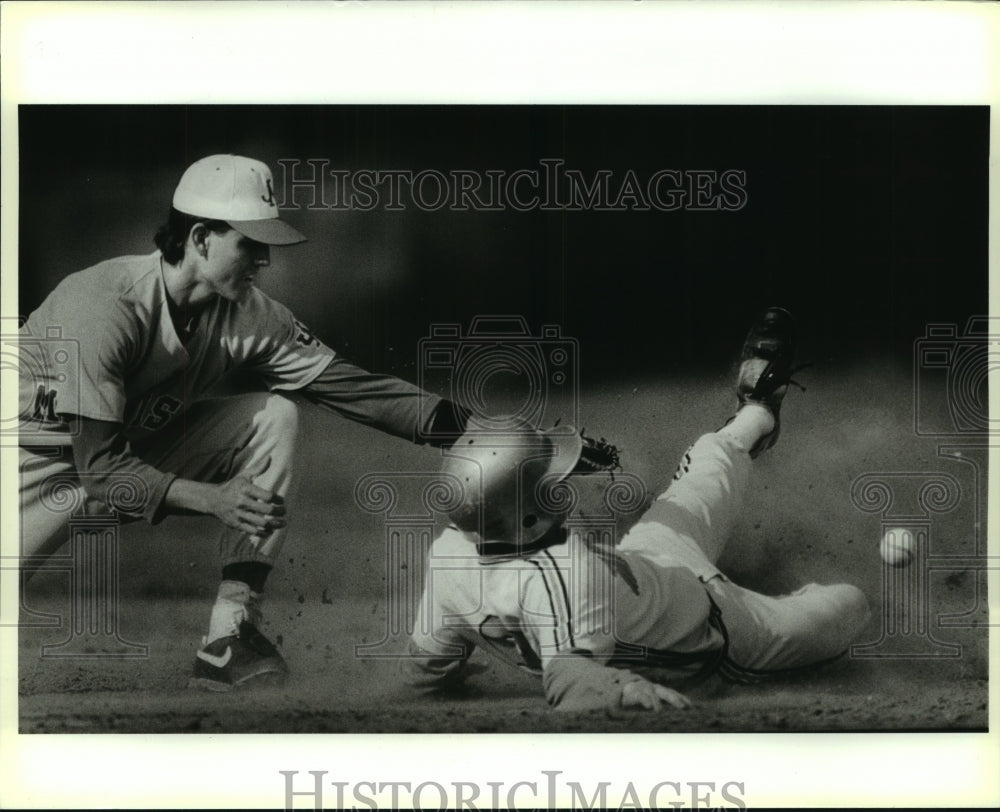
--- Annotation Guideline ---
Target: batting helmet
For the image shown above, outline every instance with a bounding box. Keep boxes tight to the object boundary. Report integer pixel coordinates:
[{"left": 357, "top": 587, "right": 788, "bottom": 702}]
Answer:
[{"left": 442, "top": 424, "right": 584, "bottom": 554}]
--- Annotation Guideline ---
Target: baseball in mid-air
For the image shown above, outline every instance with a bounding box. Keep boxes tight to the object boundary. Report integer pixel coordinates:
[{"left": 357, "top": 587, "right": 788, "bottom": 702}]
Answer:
[{"left": 880, "top": 527, "right": 915, "bottom": 568}]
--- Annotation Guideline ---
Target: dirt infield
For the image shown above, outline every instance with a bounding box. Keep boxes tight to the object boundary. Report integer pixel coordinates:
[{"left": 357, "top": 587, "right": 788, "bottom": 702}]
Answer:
[
  {"left": 18, "top": 597, "right": 987, "bottom": 734},
  {"left": 17, "top": 366, "right": 990, "bottom": 733}
]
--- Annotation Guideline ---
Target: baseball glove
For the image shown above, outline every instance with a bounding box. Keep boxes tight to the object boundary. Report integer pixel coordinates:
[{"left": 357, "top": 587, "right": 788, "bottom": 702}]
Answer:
[{"left": 573, "top": 430, "right": 622, "bottom": 474}]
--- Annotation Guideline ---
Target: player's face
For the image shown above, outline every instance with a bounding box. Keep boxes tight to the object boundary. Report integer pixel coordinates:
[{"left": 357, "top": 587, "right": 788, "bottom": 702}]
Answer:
[{"left": 203, "top": 229, "right": 271, "bottom": 302}]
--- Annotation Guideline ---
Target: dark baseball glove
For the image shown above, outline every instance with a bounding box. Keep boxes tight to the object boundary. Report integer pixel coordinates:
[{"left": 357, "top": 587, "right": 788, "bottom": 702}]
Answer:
[{"left": 572, "top": 430, "right": 622, "bottom": 474}]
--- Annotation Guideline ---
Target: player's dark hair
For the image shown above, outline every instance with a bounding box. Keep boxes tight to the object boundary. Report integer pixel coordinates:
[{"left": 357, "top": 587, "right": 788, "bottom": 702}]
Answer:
[{"left": 154, "top": 208, "right": 231, "bottom": 264}]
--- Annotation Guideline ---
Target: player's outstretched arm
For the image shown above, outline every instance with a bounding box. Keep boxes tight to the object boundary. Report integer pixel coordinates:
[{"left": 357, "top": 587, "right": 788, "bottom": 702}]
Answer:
[
  {"left": 300, "top": 356, "right": 470, "bottom": 448},
  {"left": 543, "top": 653, "right": 693, "bottom": 713}
]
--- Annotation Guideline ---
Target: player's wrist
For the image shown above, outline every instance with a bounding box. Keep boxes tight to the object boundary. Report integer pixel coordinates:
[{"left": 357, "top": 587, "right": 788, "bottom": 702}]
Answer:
[{"left": 164, "top": 478, "right": 217, "bottom": 516}]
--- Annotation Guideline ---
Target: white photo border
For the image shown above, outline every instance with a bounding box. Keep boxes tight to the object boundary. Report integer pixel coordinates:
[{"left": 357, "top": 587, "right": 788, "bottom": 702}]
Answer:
[{"left": 1, "top": 1, "right": 997, "bottom": 809}]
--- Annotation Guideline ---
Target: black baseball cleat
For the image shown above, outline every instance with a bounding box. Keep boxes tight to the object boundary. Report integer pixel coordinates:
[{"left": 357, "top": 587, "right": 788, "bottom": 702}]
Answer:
[
  {"left": 187, "top": 620, "right": 288, "bottom": 692},
  {"left": 735, "top": 306, "right": 809, "bottom": 457}
]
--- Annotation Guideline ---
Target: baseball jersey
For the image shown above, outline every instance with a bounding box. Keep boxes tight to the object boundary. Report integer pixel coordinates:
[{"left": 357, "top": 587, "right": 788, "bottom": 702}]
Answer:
[
  {"left": 18, "top": 251, "right": 336, "bottom": 446},
  {"left": 406, "top": 526, "right": 726, "bottom": 709}
]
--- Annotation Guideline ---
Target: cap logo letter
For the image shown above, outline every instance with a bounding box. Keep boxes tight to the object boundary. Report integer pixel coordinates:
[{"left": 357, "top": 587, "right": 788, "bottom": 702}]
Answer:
[{"left": 261, "top": 178, "right": 276, "bottom": 206}]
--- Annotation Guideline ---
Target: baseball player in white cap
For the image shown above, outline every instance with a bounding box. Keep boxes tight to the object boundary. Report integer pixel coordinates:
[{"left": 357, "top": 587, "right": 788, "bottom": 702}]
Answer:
[
  {"left": 402, "top": 308, "right": 871, "bottom": 711},
  {"left": 18, "top": 154, "right": 469, "bottom": 691}
]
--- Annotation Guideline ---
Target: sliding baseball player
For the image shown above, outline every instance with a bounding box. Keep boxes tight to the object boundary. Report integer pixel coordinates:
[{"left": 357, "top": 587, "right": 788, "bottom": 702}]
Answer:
[{"left": 402, "top": 308, "right": 871, "bottom": 711}]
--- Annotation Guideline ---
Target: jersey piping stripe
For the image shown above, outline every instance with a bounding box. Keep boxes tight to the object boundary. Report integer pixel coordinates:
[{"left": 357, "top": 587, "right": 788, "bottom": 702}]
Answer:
[
  {"left": 542, "top": 549, "right": 576, "bottom": 648},
  {"left": 527, "top": 559, "right": 562, "bottom": 652},
  {"left": 527, "top": 556, "right": 575, "bottom": 651}
]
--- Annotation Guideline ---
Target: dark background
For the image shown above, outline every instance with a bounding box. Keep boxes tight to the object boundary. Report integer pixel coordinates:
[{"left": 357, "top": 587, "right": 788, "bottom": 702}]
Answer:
[{"left": 18, "top": 105, "right": 989, "bottom": 384}]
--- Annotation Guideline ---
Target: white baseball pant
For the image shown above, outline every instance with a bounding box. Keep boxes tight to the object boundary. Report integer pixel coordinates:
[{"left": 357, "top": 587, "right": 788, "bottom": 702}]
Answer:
[{"left": 621, "top": 430, "right": 871, "bottom": 675}]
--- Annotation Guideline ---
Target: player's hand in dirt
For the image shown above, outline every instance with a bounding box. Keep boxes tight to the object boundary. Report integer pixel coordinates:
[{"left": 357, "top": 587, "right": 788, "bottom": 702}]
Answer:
[
  {"left": 621, "top": 680, "right": 692, "bottom": 712},
  {"left": 212, "top": 476, "right": 286, "bottom": 536}
]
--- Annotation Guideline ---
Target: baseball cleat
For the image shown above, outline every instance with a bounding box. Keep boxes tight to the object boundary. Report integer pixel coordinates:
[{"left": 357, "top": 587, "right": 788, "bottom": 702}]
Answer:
[
  {"left": 735, "top": 306, "right": 808, "bottom": 457},
  {"left": 187, "top": 620, "right": 288, "bottom": 692}
]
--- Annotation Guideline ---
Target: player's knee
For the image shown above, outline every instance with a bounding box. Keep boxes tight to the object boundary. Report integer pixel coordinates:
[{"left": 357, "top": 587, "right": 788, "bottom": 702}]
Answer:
[
  {"left": 778, "top": 583, "right": 871, "bottom": 643},
  {"left": 840, "top": 584, "right": 871, "bottom": 630},
  {"left": 816, "top": 583, "right": 870, "bottom": 637}
]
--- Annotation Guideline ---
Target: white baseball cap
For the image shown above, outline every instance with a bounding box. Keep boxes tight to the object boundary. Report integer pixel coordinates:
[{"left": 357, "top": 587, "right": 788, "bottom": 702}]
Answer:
[{"left": 172, "top": 154, "right": 306, "bottom": 245}]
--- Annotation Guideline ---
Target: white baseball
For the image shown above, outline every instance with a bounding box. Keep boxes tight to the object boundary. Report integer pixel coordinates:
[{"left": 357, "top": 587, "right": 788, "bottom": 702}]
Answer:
[{"left": 880, "top": 527, "right": 915, "bottom": 568}]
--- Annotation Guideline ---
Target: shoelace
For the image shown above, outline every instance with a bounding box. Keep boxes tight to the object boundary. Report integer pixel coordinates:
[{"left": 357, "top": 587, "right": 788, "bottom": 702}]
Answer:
[
  {"left": 785, "top": 362, "right": 813, "bottom": 392},
  {"left": 755, "top": 360, "right": 813, "bottom": 398}
]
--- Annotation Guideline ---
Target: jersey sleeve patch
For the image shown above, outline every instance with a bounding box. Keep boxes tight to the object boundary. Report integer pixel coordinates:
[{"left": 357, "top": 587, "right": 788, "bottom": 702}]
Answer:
[{"left": 227, "top": 293, "right": 335, "bottom": 391}]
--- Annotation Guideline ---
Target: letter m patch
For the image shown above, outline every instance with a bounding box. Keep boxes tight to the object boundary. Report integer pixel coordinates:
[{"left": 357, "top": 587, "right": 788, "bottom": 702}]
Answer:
[{"left": 33, "top": 385, "right": 58, "bottom": 422}]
